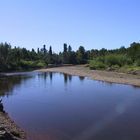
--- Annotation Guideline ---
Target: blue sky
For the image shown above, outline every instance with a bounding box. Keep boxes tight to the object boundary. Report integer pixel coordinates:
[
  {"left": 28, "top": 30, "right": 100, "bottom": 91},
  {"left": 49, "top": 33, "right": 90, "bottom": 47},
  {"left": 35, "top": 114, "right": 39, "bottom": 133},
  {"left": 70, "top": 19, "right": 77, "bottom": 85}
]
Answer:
[{"left": 0, "top": 0, "right": 140, "bottom": 52}]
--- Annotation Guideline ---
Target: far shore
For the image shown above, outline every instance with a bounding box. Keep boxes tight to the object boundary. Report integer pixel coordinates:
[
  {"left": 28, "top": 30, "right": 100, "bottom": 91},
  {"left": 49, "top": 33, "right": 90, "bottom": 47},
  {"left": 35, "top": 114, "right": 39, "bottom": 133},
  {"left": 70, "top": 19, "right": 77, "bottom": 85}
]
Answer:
[{"left": 36, "top": 65, "right": 140, "bottom": 87}]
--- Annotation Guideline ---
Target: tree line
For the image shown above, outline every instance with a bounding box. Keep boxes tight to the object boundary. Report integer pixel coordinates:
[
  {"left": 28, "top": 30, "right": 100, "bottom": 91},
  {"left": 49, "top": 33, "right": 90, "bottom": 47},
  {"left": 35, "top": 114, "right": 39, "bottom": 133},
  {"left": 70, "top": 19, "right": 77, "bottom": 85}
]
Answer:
[
  {"left": 0, "top": 42, "right": 89, "bottom": 71},
  {"left": 0, "top": 42, "right": 140, "bottom": 72}
]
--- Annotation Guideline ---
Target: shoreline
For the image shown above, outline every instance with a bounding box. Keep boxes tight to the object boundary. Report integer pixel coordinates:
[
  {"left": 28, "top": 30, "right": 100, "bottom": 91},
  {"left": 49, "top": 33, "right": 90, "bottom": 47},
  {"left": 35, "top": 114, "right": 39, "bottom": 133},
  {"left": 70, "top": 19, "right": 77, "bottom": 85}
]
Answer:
[
  {"left": 36, "top": 65, "right": 140, "bottom": 87},
  {"left": 0, "top": 102, "right": 26, "bottom": 140}
]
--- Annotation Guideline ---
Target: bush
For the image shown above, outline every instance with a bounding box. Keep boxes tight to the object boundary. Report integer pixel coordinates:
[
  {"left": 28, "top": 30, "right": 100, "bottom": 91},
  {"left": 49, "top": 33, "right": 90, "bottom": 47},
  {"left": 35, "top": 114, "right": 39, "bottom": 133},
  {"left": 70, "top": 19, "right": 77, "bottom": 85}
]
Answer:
[
  {"left": 105, "top": 55, "right": 120, "bottom": 66},
  {"left": 19, "top": 60, "right": 46, "bottom": 69},
  {"left": 105, "top": 54, "right": 132, "bottom": 67},
  {"left": 96, "top": 56, "right": 105, "bottom": 63},
  {"left": 89, "top": 60, "right": 106, "bottom": 70},
  {"left": 35, "top": 61, "right": 46, "bottom": 68},
  {"left": 136, "top": 59, "right": 140, "bottom": 66}
]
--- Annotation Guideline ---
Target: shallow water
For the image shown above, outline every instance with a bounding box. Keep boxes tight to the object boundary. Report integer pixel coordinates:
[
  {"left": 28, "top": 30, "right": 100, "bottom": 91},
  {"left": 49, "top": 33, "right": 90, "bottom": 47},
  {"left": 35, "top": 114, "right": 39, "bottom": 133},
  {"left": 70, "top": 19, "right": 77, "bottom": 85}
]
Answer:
[{"left": 0, "top": 72, "right": 140, "bottom": 140}]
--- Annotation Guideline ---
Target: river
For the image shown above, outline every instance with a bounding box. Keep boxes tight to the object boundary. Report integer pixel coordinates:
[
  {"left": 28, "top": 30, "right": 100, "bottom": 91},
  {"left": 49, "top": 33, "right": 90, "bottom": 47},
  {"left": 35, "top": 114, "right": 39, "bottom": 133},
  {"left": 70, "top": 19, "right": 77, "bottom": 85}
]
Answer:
[{"left": 0, "top": 72, "right": 140, "bottom": 140}]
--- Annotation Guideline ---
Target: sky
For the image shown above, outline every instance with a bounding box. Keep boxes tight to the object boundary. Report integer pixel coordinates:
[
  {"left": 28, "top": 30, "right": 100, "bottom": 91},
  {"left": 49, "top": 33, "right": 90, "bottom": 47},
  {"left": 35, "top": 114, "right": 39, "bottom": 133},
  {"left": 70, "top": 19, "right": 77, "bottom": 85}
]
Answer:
[{"left": 0, "top": 0, "right": 140, "bottom": 52}]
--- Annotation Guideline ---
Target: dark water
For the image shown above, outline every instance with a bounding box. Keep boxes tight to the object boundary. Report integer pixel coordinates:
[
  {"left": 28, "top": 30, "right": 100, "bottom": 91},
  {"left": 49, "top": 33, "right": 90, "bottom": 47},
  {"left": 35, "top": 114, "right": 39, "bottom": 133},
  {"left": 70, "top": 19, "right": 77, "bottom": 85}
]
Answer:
[{"left": 0, "top": 72, "right": 140, "bottom": 140}]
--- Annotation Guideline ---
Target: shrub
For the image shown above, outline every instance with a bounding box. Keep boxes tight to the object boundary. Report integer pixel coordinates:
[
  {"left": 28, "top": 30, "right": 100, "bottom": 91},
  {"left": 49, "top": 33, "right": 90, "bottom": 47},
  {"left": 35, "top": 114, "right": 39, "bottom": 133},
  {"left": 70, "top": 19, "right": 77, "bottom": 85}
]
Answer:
[
  {"left": 136, "top": 59, "right": 140, "bottom": 66},
  {"left": 35, "top": 61, "right": 46, "bottom": 68},
  {"left": 105, "top": 54, "right": 132, "bottom": 67},
  {"left": 19, "top": 60, "right": 46, "bottom": 69},
  {"left": 89, "top": 60, "right": 106, "bottom": 70},
  {"left": 96, "top": 56, "right": 105, "bottom": 63},
  {"left": 105, "top": 55, "right": 120, "bottom": 66}
]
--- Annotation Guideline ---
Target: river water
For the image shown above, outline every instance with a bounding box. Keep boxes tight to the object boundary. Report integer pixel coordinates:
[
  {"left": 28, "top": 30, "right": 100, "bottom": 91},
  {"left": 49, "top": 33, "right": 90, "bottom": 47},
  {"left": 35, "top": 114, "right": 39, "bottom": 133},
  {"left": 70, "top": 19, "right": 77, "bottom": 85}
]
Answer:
[{"left": 0, "top": 72, "right": 140, "bottom": 140}]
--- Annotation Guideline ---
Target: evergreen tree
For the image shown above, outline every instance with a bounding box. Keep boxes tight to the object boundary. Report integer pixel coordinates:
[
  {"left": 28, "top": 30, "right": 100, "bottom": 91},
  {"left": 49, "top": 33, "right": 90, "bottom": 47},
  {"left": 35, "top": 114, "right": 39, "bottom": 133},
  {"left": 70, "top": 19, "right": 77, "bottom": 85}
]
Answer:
[
  {"left": 63, "top": 43, "right": 68, "bottom": 64},
  {"left": 43, "top": 44, "right": 47, "bottom": 55},
  {"left": 37, "top": 48, "right": 40, "bottom": 54},
  {"left": 49, "top": 46, "right": 52, "bottom": 56},
  {"left": 63, "top": 43, "right": 67, "bottom": 53},
  {"left": 68, "top": 45, "right": 72, "bottom": 52},
  {"left": 48, "top": 46, "right": 53, "bottom": 64}
]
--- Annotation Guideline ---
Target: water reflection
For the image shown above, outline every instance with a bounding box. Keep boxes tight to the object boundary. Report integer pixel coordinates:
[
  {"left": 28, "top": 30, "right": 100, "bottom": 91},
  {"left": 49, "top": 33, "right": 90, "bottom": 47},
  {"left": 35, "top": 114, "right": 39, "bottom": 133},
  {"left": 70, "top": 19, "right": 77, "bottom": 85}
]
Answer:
[
  {"left": 39, "top": 72, "right": 84, "bottom": 85},
  {"left": 68, "top": 75, "right": 72, "bottom": 82},
  {"left": 43, "top": 72, "right": 48, "bottom": 81},
  {"left": 0, "top": 75, "right": 32, "bottom": 97},
  {"left": 63, "top": 74, "right": 74, "bottom": 84},
  {"left": 49, "top": 72, "right": 53, "bottom": 81},
  {"left": 132, "top": 85, "right": 140, "bottom": 89},
  {"left": 0, "top": 72, "right": 83, "bottom": 98},
  {"left": 64, "top": 74, "right": 68, "bottom": 84},
  {"left": 0, "top": 72, "right": 91, "bottom": 98},
  {"left": 79, "top": 76, "right": 85, "bottom": 81}
]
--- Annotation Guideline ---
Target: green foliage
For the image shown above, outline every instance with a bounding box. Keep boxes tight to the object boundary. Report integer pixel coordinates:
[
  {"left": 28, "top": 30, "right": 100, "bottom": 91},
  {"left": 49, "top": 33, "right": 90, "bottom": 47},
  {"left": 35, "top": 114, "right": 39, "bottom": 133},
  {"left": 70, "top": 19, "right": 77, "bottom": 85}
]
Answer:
[
  {"left": 96, "top": 56, "right": 105, "bottom": 63},
  {"left": 136, "top": 59, "right": 140, "bottom": 66},
  {"left": 127, "top": 42, "right": 140, "bottom": 62},
  {"left": 76, "top": 46, "right": 87, "bottom": 64},
  {"left": 0, "top": 41, "right": 140, "bottom": 72},
  {"left": 0, "top": 43, "right": 47, "bottom": 72},
  {"left": 63, "top": 43, "right": 69, "bottom": 64},
  {"left": 89, "top": 60, "right": 106, "bottom": 70},
  {"left": 62, "top": 44, "right": 77, "bottom": 64},
  {"left": 105, "top": 54, "right": 132, "bottom": 67},
  {"left": 89, "top": 54, "right": 134, "bottom": 71},
  {"left": 119, "top": 65, "right": 140, "bottom": 73},
  {"left": 19, "top": 60, "right": 46, "bottom": 69}
]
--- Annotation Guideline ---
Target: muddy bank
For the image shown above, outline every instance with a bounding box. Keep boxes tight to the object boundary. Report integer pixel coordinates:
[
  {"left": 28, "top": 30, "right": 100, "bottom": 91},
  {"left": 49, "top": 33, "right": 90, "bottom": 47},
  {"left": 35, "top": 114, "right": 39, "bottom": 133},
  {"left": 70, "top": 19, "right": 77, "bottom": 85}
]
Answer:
[
  {"left": 37, "top": 65, "right": 140, "bottom": 87},
  {"left": 0, "top": 101, "right": 26, "bottom": 140}
]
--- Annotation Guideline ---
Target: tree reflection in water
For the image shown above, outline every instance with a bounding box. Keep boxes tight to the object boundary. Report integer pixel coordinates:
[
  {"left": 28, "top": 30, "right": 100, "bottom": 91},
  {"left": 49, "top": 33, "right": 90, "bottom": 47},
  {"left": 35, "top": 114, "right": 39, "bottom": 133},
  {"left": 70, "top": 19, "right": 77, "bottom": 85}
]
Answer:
[
  {"left": 0, "top": 72, "right": 86, "bottom": 97},
  {"left": 0, "top": 75, "right": 32, "bottom": 97}
]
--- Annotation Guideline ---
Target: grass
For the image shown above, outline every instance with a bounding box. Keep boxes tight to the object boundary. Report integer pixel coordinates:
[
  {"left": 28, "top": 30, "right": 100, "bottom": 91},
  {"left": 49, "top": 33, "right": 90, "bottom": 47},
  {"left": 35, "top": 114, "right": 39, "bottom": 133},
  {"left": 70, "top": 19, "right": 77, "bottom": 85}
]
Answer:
[{"left": 118, "top": 65, "right": 140, "bottom": 73}]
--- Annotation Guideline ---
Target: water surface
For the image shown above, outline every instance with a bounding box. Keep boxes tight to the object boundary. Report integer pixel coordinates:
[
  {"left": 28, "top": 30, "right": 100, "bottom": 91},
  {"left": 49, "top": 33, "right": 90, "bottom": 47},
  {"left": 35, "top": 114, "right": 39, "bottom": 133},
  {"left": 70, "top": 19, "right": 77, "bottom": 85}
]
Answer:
[{"left": 0, "top": 72, "right": 140, "bottom": 140}]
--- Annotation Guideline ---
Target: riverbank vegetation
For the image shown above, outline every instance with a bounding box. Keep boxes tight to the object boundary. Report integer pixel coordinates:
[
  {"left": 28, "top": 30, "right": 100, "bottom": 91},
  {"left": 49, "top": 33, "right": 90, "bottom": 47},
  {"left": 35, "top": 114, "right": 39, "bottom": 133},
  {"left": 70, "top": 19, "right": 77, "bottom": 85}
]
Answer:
[
  {"left": 0, "top": 42, "right": 88, "bottom": 72},
  {"left": 0, "top": 42, "right": 140, "bottom": 73},
  {"left": 89, "top": 42, "right": 140, "bottom": 73}
]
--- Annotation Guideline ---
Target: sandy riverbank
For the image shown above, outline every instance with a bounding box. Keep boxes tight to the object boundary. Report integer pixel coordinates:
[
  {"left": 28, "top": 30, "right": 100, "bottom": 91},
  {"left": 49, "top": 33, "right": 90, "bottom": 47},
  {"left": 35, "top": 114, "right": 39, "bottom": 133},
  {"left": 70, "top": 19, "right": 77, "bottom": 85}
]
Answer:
[
  {"left": 0, "top": 102, "right": 26, "bottom": 140},
  {"left": 37, "top": 65, "right": 140, "bottom": 87}
]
